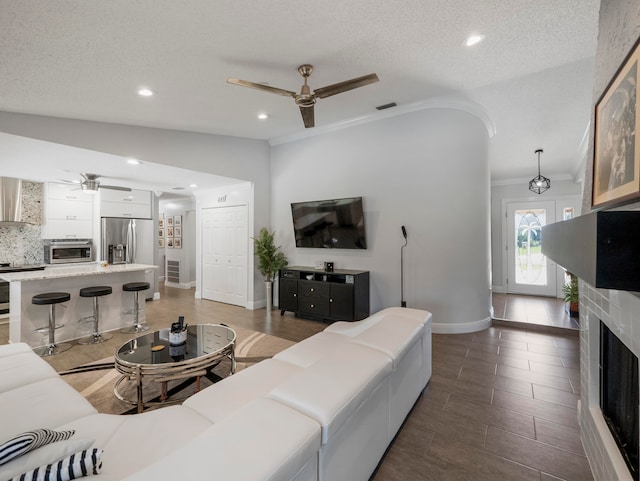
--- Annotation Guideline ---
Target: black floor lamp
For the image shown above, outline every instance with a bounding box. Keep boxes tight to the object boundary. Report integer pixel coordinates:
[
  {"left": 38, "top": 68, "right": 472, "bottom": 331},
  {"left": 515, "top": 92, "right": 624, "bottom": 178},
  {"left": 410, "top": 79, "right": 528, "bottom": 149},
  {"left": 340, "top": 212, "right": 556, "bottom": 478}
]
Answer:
[{"left": 401, "top": 225, "right": 407, "bottom": 308}]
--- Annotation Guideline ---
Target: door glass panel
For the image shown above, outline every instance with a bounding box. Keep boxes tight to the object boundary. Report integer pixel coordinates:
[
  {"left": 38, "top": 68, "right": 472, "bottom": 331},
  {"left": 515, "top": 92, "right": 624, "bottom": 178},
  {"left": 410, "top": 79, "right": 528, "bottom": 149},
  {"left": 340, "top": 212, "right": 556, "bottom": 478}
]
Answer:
[
  {"left": 514, "top": 209, "right": 546, "bottom": 286},
  {"left": 563, "top": 207, "right": 575, "bottom": 220}
]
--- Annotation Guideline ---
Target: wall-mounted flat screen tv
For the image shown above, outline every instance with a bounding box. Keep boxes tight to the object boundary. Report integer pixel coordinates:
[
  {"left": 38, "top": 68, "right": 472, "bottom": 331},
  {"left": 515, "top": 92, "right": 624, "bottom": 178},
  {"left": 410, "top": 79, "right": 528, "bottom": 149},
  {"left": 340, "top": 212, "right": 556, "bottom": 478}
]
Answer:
[{"left": 291, "top": 197, "right": 367, "bottom": 249}]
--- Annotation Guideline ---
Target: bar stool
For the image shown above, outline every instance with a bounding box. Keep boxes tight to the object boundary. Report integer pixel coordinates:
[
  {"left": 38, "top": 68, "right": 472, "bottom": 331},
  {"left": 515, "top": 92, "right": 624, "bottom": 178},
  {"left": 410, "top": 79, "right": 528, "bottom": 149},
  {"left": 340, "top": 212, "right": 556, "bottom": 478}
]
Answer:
[
  {"left": 121, "top": 282, "right": 150, "bottom": 334},
  {"left": 78, "top": 286, "right": 113, "bottom": 345},
  {"left": 32, "top": 292, "right": 72, "bottom": 357}
]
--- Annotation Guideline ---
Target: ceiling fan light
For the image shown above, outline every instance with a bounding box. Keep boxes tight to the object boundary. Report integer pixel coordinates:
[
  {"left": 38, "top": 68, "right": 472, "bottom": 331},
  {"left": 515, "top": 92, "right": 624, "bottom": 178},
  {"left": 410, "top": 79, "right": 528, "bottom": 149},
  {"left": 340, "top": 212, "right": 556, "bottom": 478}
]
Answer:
[{"left": 81, "top": 183, "right": 99, "bottom": 194}]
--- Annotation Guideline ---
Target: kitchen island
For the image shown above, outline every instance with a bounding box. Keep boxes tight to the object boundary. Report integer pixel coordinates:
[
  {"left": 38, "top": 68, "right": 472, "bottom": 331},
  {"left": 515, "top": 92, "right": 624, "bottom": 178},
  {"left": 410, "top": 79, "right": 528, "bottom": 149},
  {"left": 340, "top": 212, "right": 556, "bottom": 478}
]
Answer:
[{"left": 0, "top": 263, "right": 158, "bottom": 347}]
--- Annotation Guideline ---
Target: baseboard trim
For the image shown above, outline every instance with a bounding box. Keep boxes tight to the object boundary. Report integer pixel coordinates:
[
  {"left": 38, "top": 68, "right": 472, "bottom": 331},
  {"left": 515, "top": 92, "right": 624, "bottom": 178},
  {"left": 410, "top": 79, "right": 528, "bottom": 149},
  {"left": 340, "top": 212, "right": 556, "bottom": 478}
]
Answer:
[
  {"left": 432, "top": 316, "right": 492, "bottom": 334},
  {"left": 164, "top": 281, "right": 192, "bottom": 290},
  {"left": 492, "top": 285, "right": 507, "bottom": 294}
]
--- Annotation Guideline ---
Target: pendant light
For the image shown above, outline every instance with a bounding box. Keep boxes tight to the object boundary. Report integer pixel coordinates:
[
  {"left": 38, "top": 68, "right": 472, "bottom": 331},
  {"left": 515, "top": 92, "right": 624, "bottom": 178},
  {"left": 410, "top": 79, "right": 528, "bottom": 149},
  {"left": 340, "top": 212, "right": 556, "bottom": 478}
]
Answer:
[{"left": 529, "top": 149, "right": 551, "bottom": 194}]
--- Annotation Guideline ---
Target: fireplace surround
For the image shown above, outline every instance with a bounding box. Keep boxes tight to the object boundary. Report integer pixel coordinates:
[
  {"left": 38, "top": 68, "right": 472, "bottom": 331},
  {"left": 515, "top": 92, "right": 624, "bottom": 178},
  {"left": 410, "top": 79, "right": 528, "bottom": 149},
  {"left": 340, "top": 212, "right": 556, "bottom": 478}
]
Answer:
[{"left": 542, "top": 212, "right": 640, "bottom": 480}]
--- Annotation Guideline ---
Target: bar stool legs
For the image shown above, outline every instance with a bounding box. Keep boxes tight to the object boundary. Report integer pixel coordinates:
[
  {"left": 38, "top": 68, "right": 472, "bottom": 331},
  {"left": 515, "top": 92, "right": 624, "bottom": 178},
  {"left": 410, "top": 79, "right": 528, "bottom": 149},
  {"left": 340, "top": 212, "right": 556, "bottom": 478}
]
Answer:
[
  {"left": 121, "top": 282, "right": 150, "bottom": 334},
  {"left": 78, "top": 286, "right": 113, "bottom": 345},
  {"left": 32, "top": 292, "right": 72, "bottom": 357}
]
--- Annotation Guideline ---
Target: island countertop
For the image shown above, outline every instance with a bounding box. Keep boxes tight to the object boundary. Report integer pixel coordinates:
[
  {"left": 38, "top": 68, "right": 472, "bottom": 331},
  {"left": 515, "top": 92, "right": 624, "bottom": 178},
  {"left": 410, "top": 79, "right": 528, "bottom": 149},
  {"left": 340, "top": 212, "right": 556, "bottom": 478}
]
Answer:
[
  {"left": 7, "top": 262, "right": 158, "bottom": 346},
  {"left": 0, "top": 263, "right": 157, "bottom": 282}
]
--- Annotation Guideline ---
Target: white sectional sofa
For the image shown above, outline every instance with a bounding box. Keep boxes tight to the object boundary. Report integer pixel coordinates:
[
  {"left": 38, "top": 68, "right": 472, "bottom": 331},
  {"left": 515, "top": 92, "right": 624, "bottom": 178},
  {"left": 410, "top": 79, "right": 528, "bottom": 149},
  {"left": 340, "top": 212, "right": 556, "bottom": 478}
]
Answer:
[{"left": 0, "top": 307, "right": 432, "bottom": 481}]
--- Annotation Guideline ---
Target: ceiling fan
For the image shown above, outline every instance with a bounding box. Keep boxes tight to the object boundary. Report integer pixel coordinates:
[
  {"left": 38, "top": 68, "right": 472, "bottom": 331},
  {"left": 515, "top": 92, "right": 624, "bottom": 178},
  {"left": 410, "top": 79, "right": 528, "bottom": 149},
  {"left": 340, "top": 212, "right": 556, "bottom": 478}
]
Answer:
[
  {"left": 62, "top": 174, "right": 131, "bottom": 193},
  {"left": 227, "top": 64, "right": 379, "bottom": 128}
]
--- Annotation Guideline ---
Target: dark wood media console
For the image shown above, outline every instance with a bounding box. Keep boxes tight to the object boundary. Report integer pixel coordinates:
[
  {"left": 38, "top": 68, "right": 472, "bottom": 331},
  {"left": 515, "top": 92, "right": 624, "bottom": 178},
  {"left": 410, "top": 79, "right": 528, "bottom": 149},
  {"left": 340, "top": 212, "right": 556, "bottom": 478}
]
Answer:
[{"left": 278, "top": 266, "right": 370, "bottom": 322}]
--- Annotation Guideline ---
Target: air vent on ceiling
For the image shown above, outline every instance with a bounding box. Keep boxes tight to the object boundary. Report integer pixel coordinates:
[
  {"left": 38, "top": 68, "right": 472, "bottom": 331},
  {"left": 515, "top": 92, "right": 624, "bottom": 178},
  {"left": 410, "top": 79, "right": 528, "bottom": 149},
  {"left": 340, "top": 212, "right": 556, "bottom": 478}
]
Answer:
[{"left": 376, "top": 102, "right": 397, "bottom": 111}]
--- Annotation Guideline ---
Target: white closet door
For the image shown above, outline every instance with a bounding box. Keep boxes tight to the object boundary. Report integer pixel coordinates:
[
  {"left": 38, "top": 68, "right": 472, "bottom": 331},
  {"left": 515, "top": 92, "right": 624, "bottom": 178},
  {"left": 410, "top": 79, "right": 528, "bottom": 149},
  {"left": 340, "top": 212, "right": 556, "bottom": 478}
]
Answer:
[{"left": 201, "top": 205, "right": 247, "bottom": 307}]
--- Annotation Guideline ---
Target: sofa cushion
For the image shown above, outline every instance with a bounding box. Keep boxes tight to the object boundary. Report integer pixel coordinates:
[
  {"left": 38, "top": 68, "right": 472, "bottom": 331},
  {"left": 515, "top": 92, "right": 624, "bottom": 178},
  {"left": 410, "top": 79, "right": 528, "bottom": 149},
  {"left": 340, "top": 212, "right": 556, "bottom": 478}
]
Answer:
[
  {"left": 272, "top": 332, "right": 353, "bottom": 368},
  {"left": 1, "top": 378, "right": 97, "bottom": 440},
  {"left": 56, "top": 414, "right": 127, "bottom": 452},
  {"left": 95, "top": 405, "right": 212, "bottom": 479},
  {"left": 183, "top": 358, "right": 303, "bottom": 423},
  {"left": 0, "top": 343, "right": 33, "bottom": 358},
  {"left": 0, "top": 352, "right": 59, "bottom": 393},
  {"left": 0, "top": 437, "right": 94, "bottom": 481},
  {"left": 0, "top": 428, "right": 76, "bottom": 466},
  {"left": 324, "top": 307, "right": 431, "bottom": 338},
  {"left": 121, "top": 398, "right": 321, "bottom": 481},
  {"left": 269, "top": 343, "right": 392, "bottom": 444},
  {"left": 347, "top": 317, "right": 425, "bottom": 369}
]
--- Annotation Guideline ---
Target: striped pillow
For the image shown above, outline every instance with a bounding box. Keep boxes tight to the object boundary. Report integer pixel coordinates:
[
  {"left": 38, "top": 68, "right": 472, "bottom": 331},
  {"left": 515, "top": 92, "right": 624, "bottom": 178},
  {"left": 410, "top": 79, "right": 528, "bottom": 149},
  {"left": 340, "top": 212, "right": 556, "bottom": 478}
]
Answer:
[
  {"left": 9, "top": 448, "right": 103, "bottom": 481},
  {"left": 0, "top": 430, "right": 75, "bottom": 466}
]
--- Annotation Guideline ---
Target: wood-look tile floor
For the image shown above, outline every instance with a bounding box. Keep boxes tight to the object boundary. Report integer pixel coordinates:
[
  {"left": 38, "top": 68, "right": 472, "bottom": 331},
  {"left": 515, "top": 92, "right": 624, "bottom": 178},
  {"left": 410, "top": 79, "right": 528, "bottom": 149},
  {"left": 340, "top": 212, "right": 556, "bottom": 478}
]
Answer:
[
  {"left": 0, "top": 285, "right": 593, "bottom": 480},
  {"left": 492, "top": 293, "right": 580, "bottom": 330}
]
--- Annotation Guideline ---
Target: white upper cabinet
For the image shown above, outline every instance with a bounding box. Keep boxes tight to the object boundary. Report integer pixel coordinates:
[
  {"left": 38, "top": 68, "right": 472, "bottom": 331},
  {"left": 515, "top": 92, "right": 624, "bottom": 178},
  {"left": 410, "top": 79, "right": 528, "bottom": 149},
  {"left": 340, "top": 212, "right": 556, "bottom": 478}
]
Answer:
[
  {"left": 100, "top": 189, "right": 151, "bottom": 219},
  {"left": 43, "top": 183, "right": 94, "bottom": 239}
]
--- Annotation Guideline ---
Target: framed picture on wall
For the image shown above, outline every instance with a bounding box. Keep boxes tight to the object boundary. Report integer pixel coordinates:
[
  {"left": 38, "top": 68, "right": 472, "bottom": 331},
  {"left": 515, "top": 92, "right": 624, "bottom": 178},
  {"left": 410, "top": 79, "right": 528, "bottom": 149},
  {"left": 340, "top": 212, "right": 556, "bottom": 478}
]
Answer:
[
  {"left": 593, "top": 36, "right": 640, "bottom": 208},
  {"left": 158, "top": 238, "right": 164, "bottom": 248},
  {"left": 159, "top": 216, "right": 165, "bottom": 228},
  {"left": 174, "top": 226, "right": 182, "bottom": 237},
  {"left": 167, "top": 216, "right": 174, "bottom": 227},
  {"left": 158, "top": 229, "right": 164, "bottom": 239},
  {"left": 167, "top": 238, "right": 174, "bottom": 248},
  {"left": 167, "top": 227, "right": 174, "bottom": 237},
  {"left": 174, "top": 215, "right": 182, "bottom": 227},
  {"left": 174, "top": 238, "right": 182, "bottom": 249}
]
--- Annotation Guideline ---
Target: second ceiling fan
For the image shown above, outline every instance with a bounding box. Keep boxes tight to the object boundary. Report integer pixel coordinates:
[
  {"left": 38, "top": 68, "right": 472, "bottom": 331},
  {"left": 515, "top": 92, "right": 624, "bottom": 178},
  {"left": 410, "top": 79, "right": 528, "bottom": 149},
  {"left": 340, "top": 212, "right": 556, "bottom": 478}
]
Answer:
[{"left": 227, "top": 65, "right": 379, "bottom": 128}]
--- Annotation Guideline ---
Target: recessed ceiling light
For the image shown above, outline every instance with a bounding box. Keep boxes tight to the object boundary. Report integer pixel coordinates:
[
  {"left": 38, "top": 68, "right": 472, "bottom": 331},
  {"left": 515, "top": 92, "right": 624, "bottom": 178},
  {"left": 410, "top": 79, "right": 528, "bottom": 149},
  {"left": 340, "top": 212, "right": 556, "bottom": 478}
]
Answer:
[
  {"left": 465, "top": 34, "right": 485, "bottom": 47},
  {"left": 258, "top": 113, "right": 269, "bottom": 120},
  {"left": 127, "top": 158, "right": 141, "bottom": 165},
  {"left": 189, "top": 184, "right": 198, "bottom": 188},
  {"left": 137, "top": 88, "right": 154, "bottom": 97}
]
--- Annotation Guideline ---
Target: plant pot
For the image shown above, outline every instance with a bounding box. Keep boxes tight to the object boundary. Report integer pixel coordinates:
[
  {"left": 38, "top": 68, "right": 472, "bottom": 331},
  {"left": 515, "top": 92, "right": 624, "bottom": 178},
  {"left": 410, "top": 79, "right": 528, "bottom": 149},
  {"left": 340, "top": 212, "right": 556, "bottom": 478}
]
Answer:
[
  {"left": 265, "top": 280, "right": 272, "bottom": 320},
  {"left": 568, "top": 301, "right": 579, "bottom": 318}
]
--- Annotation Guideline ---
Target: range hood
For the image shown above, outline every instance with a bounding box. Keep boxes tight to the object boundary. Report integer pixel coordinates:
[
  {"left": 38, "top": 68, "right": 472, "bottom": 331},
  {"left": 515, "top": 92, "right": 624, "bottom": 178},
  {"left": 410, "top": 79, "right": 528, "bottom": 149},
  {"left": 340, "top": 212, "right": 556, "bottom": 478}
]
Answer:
[
  {"left": 0, "top": 177, "right": 25, "bottom": 223},
  {"left": 542, "top": 211, "right": 640, "bottom": 292}
]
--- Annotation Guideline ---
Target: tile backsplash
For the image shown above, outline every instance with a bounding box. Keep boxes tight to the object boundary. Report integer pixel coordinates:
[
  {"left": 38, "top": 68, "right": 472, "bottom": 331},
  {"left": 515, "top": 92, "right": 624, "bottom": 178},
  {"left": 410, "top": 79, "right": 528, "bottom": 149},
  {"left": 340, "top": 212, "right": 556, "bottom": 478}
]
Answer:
[{"left": 0, "top": 181, "right": 43, "bottom": 265}]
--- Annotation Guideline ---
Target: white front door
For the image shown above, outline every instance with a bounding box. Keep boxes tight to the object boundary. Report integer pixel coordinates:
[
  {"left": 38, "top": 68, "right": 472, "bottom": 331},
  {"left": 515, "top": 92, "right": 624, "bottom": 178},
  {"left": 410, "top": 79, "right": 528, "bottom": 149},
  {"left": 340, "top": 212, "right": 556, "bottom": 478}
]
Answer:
[
  {"left": 506, "top": 201, "right": 557, "bottom": 296},
  {"left": 201, "top": 205, "right": 247, "bottom": 307}
]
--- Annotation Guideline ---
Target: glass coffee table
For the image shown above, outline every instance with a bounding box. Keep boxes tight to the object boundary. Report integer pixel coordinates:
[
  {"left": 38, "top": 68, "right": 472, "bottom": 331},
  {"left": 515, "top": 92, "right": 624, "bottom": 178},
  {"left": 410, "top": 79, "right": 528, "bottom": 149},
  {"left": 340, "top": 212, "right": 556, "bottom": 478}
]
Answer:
[{"left": 114, "top": 323, "right": 236, "bottom": 412}]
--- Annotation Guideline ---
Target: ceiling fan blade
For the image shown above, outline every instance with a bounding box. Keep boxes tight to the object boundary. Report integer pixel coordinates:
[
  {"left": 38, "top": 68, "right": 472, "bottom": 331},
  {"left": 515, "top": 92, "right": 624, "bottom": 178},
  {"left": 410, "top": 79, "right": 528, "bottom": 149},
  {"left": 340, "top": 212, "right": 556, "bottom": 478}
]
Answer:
[
  {"left": 227, "top": 78, "right": 296, "bottom": 97},
  {"left": 299, "top": 106, "right": 315, "bottom": 128},
  {"left": 313, "top": 73, "right": 379, "bottom": 99},
  {"left": 101, "top": 185, "right": 132, "bottom": 192}
]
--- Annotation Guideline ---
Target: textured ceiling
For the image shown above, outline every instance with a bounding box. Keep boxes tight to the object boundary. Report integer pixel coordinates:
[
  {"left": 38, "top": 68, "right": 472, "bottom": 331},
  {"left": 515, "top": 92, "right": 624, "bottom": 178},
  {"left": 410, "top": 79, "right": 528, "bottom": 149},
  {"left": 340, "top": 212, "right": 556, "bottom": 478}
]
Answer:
[{"left": 0, "top": 0, "right": 600, "bottom": 184}]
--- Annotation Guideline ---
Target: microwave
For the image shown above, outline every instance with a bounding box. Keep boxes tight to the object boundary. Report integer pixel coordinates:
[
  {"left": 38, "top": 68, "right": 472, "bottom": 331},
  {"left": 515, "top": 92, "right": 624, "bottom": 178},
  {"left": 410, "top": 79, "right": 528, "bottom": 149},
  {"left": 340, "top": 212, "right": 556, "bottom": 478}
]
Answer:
[{"left": 44, "top": 240, "right": 93, "bottom": 264}]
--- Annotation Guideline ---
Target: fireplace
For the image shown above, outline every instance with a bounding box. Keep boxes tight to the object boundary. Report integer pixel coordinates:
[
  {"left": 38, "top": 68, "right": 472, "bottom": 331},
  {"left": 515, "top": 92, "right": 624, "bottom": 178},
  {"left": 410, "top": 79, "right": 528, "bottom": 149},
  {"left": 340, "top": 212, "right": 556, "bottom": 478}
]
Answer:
[{"left": 600, "top": 321, "right": 639, "bottom": 480}]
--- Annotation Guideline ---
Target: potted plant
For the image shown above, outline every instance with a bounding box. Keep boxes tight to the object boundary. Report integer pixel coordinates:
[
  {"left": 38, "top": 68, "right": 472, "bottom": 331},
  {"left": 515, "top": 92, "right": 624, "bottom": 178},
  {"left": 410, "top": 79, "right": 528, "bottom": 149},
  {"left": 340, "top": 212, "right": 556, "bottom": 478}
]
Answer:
[
  {"left": 562, "top": 273, "right": 579, "bottom": 318},
  {"left": 253, "top": 228, "right": 288, "bottom": 317}
]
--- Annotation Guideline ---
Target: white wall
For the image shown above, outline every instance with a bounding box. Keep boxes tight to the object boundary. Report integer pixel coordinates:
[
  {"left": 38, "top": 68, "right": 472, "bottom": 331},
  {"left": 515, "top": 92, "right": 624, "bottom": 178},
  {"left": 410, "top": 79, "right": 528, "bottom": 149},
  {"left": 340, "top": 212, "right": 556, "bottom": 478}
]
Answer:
[
  {"left": 490, "top": 179, "right": 582, "bottom": 292},
  {"left": 271, "top": 107, "right": 492, "bottom": 333}
]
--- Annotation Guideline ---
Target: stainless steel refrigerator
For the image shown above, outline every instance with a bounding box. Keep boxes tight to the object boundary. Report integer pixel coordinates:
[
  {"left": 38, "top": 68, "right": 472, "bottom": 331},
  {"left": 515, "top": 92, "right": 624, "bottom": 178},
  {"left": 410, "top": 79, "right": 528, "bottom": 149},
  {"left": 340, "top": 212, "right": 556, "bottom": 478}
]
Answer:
[{"left": 101, "top": 217, "right": 155, "bottom": 299}]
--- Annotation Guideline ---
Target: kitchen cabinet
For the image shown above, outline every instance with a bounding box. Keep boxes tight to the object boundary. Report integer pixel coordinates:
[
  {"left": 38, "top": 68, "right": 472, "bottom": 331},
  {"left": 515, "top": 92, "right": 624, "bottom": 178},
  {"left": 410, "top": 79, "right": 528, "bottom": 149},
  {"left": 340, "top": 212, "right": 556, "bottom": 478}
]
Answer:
[
  {"left": 100, "top": 189, "right": 152, "bottom": 219},
  {"left": 43, "top": 183, "right": 94, "bottom": 239}
]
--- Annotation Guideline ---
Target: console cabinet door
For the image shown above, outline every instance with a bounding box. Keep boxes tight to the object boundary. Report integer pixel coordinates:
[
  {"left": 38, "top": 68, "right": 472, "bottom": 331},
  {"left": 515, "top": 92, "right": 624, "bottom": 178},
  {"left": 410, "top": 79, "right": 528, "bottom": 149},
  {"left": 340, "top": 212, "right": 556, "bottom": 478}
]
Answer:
[
  {"left": 279, "top": 278, "right": 298, "bottom": 312},
  {"left": 330, "top": 284, "right": 354, "bottom": 320}
]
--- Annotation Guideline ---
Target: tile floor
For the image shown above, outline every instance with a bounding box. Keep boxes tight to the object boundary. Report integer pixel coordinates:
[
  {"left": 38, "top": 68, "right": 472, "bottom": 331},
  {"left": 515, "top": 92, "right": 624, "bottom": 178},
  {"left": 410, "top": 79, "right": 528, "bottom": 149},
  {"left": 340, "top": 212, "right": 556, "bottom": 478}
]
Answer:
[
  {"left": 492, "top": 293, "right": 580, "bottom": 330},
  {"left": 0, "top": 285, "right": 593, "bottom": 480}
]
